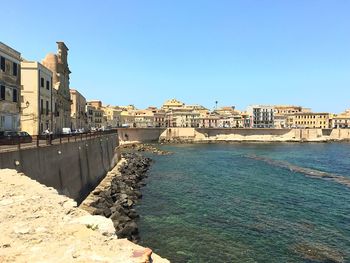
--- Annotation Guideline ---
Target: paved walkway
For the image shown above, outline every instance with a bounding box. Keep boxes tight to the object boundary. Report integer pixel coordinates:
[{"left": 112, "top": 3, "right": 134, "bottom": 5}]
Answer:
[
  {"left": 0, "top": 133, "right": 114, "bottom": 153},
  {"left": 0, "top": 169, "right": 169, "bottom": 263}
]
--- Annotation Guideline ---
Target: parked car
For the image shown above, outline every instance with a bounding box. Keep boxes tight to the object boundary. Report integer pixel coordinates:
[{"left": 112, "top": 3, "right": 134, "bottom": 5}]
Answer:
[
  {"left": 0, "top": 131, "right": 32, "bottom": 145},
  {"left": 18, "top": 131, "right": 32, "bottom": 143},
  {"left": 61, "top": 127, "right": 72, "bottom": 135},
  {"left": 0, "top": 131, "right": 19, "bottom": 145}
]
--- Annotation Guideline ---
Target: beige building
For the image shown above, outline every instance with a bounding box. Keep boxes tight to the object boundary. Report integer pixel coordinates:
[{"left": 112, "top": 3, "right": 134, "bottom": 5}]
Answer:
[
  {"left": 198, "top": 113, "right": 220, "bottom": 128},
  {"left": 0, "top": 42, "right": 21, "bottom": 132},
  {"left": 273, "top": 105, "right": 311, "bottom": 128},
  {"left": 70, "top": 89, "right": 87, "bottom": 131},
  {"left": 214, "top": 106, "right": 236, "bottom": 117},
  {"left": 165, "top": 108, "right": 200, "bottom": 127},
  {"left": 42, "top": 42, "right": 71, "bottom": 134},
  {"left": 273, "top": 115, "right": 287, "bottom": 129},
  {"left": 134, "top": 109, "right": 155, "bottom": 128},
  {"left": 20, "top": 61, "right": 53, "bottom": 135},
  {"left": 288, "top": 112, "right": 331, "bottom": 129},
  {"left": 86, "top": 100, "right": 104, "bottom": 129},
  {"left": 273, "top": 105, "right": 306, "bottom": 115},
  {"left": 102, "top": 106, "right": 122, "bottom": 128},
  {"left": 120, "top": 110, "right": 135, "bottom": 127},
  {"left": 330, "top": 110, "right": 350, "bottom": 128},
  {"left": 87, "top": 100, "right": 102, "bottom": 109},
  {"left": 162, "top": 98, "right": 185, "bottom": 110},
  {"left": 154, "top": 109, "right": 166, "bottom": 127},
  {"left": 86, "top": 104, "right": 95, "bottom": 129},
  {"left": 94, "top": 108, "right": 104, "bottom": 128}
]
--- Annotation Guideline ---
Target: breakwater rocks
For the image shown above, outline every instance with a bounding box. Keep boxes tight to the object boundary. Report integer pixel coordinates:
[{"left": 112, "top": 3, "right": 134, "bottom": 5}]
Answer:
[
  {"left": 120, "top": 143, "right": 172, "bottom": 155},
  {"left": 247, "top": 154, "right": 350, "bottom": 188},
  {"left": 88, "top": 153, "right": 152, "bottom": 242}
]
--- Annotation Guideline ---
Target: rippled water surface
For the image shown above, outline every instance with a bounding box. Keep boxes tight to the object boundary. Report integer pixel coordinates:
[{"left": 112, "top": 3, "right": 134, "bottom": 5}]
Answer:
[{"left": 136, "top": 143, "right": 350, "bottom": 263}]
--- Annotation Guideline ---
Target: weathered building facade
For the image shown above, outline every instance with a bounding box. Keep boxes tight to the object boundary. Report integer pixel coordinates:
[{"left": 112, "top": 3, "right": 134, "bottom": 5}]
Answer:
[
  {"left": 42, "top": 42, "right": 71, "bottom": 133},
  {"left": 70, "top": 89, "right": 87, "bottom": 131},
  {"left": 288, "top": 112, "right": 330, "bottom": 129},
  {"left": 20, "top": 61, "right": 53, "bottom": 135},
  {"left": 86, "top": 100, "right": 104, "bottom": 129},
  {"left": 102, "top": 106, "right": 122, "bottom": 128},
  {"left": 0, "top": 42, "right": 21, "bottom": 132},
  {"left": 246, "top": 105, "right": 274, "bottom": 128}
]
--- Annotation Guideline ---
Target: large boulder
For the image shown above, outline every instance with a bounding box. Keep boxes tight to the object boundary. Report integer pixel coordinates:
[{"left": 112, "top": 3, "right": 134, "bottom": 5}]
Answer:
[{"left": 69, "top": 215, "right": 116, "bottom": 237}]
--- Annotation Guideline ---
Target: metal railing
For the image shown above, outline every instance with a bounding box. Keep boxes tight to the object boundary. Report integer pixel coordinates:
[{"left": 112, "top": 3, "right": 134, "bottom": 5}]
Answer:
[{"left": 0, "top": 129, "right": 118, "bottom": 153}]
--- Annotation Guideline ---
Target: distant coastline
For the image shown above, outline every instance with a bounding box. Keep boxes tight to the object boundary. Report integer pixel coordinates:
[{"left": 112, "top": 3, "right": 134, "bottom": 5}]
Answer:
[{"left": 117, "top": 127, "right": 350, "bottom": 144}]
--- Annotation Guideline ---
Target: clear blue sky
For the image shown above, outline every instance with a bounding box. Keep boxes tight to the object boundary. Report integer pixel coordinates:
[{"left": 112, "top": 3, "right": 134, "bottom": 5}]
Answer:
[{"left": 2, "top": 0, "right": 349, "bottom": 112}]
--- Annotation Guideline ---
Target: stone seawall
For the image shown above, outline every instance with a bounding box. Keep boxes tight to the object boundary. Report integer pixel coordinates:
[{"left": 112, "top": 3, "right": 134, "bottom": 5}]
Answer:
[
  {"left": 117, "top": 128, "right": 350, "bottom": 143},
  {"left": 0, "top": 134, "right": 120, "bottom": 203},
  {"left": 118, "top": 128, "right": 166, "bottom": 144}
]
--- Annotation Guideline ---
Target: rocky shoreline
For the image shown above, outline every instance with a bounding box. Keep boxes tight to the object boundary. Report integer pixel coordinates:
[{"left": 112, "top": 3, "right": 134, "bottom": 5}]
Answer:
[
  {"left": 120, "top": 143, "right": 172, "bottom": 155},
  {"left": 88, "top": 152, "right": 152, "bottom": 242}
]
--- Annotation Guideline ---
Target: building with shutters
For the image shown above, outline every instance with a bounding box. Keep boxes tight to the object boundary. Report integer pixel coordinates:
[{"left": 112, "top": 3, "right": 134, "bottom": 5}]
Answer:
[{"left": 0, "top": 42, "right": 21, "bottom": 132}]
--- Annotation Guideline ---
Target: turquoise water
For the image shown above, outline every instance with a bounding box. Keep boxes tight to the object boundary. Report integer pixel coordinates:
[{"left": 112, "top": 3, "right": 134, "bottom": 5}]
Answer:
[{"left": 136, "top": 143, "right": 350, "bottom": 263}]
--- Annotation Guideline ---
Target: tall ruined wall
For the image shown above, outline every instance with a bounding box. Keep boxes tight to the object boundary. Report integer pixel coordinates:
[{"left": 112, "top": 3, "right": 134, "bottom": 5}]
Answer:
[{"left": 0, "top": 134, "right": 119, "bottom": 203}]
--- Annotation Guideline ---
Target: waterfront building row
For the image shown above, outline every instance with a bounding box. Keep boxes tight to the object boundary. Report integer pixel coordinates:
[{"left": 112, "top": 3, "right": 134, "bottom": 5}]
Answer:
[
  {"left": 115, "top": 99, "right": 350, "bottom": 129},
  {"left": 0, "top": 41, "right": 112, "bottom": 135},
  {"left": 1, "top": 40, "right": 349, "bottom": 133}
]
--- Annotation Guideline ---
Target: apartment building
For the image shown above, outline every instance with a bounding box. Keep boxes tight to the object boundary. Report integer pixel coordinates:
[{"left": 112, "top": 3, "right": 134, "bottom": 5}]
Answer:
[
  {"left": 154, "top": 109, "right": 166, "bottom": 127},
  {"left": 288, "top": 112, "right": 330, "bottom": 129},
  {"left": 0, "top": 42, "right": 21, "bottom": 132},
  {"left": 161, "top": 98, "right": 185, "bottom": 110},
  {"left": 246, "top": 105, "right": 274, "bottom": 128},
  {"left": 165, "top": 108, "right": 200, "bottom": 127},
  {"left": 102, "top": 106, "right": 122, "bottom": 128},
  {"left": 330, "top": 111, "right": 350, "bottom": 128},
  {"left": 70, "top": 89, "right": 87, "bottom": 131},
  {"left": 86, "top": 100, "right": 105, "bottom": 129},
  {"left": 20, "top": 61, "right": 53, "bottom": 135}
]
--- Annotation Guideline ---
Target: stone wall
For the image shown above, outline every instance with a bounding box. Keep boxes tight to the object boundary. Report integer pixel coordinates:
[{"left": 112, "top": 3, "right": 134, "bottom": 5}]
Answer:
[
  {"left": 196, "top": 128, "right": 350, "bottom": 142},
  {"left": 118, "top": 127, "right": 350, "bottom": 143},
  {"left": 0, "top": 134, "right": 119, "bottom": 203},
  {"left": 117, "top": 128, "right": 166, "bottom": 143}
]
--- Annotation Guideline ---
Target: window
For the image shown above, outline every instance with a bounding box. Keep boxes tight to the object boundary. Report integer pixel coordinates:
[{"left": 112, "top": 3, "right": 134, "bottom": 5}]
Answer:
[
  {"left": 40, "top": 99, "right": 43, "bottom": 114},
  {"left": 0, "top": 57, "right": 5, "bottom": 72},
  {"left": 41, "top": 78, "right": 44, "bottom": 88},
  {"left": 13, "top": 88, "right": 17, "bottom": 102},
  {"left": 0, "top": 85, "right": 5, "bottom": 100},
  {"left": 13, "top": 62, "right": 17, "bottom": 76},
  {"left": 46, "top": 80, "right": 50, "bottom": 90},
  {"left": 46, "top": 101, "right": 49, "bottom": 115},
  {"left": 0, "top": 116, "right": 4, "bottom": 128}
]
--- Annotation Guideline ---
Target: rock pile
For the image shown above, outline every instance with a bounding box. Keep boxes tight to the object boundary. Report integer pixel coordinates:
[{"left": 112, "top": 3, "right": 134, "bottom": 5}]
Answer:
[
  {"left": 90, "top": 153, "right": 152, "bottom": 242},
  {"left": 120, "top": 143, "right": 172, "bottom": 155}
]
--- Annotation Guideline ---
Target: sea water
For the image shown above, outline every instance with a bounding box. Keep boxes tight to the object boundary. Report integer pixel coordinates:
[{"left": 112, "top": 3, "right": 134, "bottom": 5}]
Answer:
[{"left": 137, "top": 143, "right": 350, "bottom": 263}]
